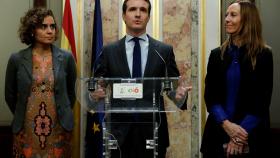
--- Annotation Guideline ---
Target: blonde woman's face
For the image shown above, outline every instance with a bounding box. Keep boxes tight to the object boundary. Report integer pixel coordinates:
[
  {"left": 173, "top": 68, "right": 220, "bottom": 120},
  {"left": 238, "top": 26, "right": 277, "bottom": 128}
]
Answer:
[{"left": 225, "top": 3, "right": 241, "bottom": 35}]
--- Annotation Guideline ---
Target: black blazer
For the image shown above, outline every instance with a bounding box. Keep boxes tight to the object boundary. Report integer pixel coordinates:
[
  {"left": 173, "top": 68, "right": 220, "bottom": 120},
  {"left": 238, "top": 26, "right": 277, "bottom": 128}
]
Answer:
[
  {"left": 94, "top": 35, "right": 180, "bottom": 148},
  {"left": 201, "top": 46, "right": 273, "bottom": 156},
  {"left": 5, "top": 45, "right": 77, "bottom": 133}
]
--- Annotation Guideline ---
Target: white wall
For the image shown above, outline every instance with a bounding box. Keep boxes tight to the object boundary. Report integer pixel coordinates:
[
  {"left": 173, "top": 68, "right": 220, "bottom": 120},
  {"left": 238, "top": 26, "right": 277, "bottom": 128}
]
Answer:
[
  {"left": 201, "top": 1, "right": 221, "bottom": 115},
  {"left": 204, "top": 0, "right": 221, "bottom": 64},
  {"left": 0, "top": 0, "right": 30, "bottom": 125},
  {"left": 199, "top": 1, "right": 220, "bottom": 157}
]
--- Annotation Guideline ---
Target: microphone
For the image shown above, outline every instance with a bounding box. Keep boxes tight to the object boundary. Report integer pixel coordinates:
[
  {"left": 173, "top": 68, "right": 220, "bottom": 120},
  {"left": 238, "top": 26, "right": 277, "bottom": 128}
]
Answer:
[
  {"left": 154, "top": 49, "right": 173, "bottom": 92},
  {"left": 88, "top": 50, "right": 103, "bottom": 92},
  {"left": 88, "top": 77, "right": 97, "bottom": 91}
]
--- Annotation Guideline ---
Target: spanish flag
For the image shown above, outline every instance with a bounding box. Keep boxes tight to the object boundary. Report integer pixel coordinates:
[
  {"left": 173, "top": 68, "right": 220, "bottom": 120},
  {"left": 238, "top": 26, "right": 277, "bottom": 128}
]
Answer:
[
  {"left": 61, "top": 0, "right": 76, "bottom": 60},
  {"left": 61, "top": 0, "right": 80, "bottom": 157}
]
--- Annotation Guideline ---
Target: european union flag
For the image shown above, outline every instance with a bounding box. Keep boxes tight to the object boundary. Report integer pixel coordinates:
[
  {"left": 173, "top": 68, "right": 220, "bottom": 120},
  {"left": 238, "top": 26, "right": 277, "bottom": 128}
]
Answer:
[
  {"left": 85, "top": 111, "right": 104, "bottom": 158},
  {"left": 91, "top": 0, "right": 103, "bottom": 71},
  {"left": 85, "top": 0, "right": 104, "bottom": 157}
]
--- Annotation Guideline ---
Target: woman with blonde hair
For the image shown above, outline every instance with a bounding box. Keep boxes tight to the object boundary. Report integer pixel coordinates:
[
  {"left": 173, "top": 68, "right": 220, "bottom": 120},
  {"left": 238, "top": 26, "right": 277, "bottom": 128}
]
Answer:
[{"left": 201, "top": 1, "right": 273, "bottom": 157}]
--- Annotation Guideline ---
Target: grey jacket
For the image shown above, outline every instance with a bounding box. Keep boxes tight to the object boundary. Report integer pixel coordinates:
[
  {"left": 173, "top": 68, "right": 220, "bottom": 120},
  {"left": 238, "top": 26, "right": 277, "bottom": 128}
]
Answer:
[{"left": 5, "top": 45, "right": 77, "bottom": 133}]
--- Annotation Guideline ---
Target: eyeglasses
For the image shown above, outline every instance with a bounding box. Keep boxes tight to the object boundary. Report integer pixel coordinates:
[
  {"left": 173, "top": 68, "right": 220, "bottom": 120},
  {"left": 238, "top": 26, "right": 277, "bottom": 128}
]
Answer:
[{"left": 37, "top": 23, "right": 56, "bottom": 30}]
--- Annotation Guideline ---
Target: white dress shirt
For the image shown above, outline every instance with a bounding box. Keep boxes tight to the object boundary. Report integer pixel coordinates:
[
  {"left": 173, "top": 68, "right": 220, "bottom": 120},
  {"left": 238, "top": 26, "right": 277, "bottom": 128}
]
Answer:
[{"left": 125, "top": 34, "right": 149, "bottom": 77}]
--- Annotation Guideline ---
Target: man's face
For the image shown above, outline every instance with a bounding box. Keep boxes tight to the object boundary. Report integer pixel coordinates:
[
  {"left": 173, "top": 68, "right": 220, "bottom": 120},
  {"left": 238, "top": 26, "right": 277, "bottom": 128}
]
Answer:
[{"left": 123, "top": 0, "right": 150, "bottom": 36}]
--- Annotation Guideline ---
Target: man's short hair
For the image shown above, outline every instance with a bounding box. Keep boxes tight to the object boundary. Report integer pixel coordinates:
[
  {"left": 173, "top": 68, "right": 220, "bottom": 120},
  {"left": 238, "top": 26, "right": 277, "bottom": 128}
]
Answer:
[{"left": 122, "top": 0, "right": 151, "bottom": 15}]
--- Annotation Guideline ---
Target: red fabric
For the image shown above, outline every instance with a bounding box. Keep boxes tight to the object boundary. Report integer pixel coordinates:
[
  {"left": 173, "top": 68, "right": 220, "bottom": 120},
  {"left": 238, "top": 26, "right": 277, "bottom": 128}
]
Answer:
[{"left": 62, "top": 0, "right": 77, "bottom": 61}]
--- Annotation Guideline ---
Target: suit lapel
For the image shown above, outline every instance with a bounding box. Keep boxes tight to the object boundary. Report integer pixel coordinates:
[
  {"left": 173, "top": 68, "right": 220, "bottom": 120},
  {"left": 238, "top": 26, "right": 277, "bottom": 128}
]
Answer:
[
  {"left": 144, "top": 36, "right": 159, "bottom": 77},
  {"left": 118, "top": 36, "right": 131, "bottom": 77},
  {"left": 21, "top": 47, "right": 33, "bottom": 80},
  {"left": 52, "top": 45, "right": 63, "bottom": 84}
]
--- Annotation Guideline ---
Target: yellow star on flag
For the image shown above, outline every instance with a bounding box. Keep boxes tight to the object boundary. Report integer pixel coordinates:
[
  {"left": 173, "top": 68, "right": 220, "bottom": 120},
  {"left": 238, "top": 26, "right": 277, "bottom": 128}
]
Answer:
[{"left": 92, "top": 122, "right": 100, "bottom": 134}]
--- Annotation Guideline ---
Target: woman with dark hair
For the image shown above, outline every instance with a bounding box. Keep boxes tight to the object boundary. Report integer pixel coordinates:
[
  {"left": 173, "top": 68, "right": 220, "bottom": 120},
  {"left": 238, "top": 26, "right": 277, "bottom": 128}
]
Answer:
[
  {"left": 5, "top": 8, "right": 76, "bottom": 157},
  {"left": 201, "top": 1, "right": 273, "bottom": 158}
]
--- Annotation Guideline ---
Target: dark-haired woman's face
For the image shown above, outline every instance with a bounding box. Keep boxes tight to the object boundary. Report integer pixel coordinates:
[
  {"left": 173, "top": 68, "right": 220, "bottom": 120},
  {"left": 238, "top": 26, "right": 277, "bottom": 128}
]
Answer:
[
  {"left": 34, "top": 16, "right": 56, "bottom": 45},
  {"left": 225, "top": 3, "right": 241, "bottom": 35}
]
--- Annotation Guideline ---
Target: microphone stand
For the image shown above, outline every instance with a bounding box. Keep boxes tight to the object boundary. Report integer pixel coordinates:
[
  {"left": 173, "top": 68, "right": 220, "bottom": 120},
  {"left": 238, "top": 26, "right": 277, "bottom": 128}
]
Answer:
[
  {"left": 154, "top": 49, "right": 173, "bottom": 93},
  {"left": 88, "top": 77, "right": 97, "bottom": 92}
]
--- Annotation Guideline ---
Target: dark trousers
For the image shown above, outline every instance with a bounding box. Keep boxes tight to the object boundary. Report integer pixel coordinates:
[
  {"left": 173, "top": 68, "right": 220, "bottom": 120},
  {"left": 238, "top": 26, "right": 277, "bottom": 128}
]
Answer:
[{"left": 110, "top": 124, "right": 166, "bottom": 158}]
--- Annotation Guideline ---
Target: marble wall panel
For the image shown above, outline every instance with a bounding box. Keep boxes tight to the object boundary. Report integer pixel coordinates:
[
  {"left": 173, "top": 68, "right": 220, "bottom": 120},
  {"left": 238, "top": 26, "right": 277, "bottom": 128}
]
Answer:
[
  {"left": 163, "top": 0, "right": 199, "bottom": 157},
  {"left": 84, "top": 0, "right": 119, "bottom": 77}
]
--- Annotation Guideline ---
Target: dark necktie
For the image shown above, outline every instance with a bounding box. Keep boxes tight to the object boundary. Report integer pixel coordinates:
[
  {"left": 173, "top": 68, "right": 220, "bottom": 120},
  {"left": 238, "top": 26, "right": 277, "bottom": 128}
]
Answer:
[{"left": 132, "top": 37, "right": 142, "bottom": 78}]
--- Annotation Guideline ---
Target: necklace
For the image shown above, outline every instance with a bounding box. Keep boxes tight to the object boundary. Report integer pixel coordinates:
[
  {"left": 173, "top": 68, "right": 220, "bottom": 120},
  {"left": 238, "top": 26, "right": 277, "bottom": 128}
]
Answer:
[{"left": 33, "top": 50, "right": 52, "bottom": 62}]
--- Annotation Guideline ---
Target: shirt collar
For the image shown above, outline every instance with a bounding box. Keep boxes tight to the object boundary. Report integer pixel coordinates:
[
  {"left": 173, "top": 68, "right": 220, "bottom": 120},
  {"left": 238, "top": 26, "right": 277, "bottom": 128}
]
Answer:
[{"left": 125, "top": 33, "right": 148, "bottom": 42}]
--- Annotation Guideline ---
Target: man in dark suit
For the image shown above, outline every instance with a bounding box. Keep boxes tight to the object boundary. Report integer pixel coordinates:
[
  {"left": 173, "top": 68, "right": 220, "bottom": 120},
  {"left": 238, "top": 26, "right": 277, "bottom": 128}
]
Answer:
[{"left": 90, "top": 0, "right": 190, "bottom": 157}]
